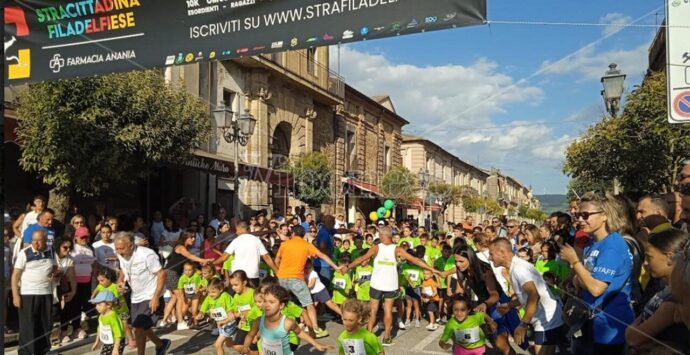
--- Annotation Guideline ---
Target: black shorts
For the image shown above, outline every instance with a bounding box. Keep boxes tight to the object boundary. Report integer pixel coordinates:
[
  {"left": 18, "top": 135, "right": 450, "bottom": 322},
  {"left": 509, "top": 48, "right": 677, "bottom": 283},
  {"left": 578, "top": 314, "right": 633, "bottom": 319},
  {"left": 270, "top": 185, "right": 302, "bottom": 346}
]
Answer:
[
  {"left": 311, "top": 288, "right": 331, "bottom": 304},
  {"left": 369, "top": 287, "right": 400, "bottom": 300},
  {"left": 425, "top": 301, "right": 438, "bottom": 314},
  {"left": 234, "top": 329, "right": 258, "bottom": 350},
  {"left": 534, "top": 325, "right": 563, "bottom": 345},
  {"left": 130, "top": 298, "right": 163, "bottom": 330},
  {"left": 404, "top": 287, "right": 421, "bottom": 301}
]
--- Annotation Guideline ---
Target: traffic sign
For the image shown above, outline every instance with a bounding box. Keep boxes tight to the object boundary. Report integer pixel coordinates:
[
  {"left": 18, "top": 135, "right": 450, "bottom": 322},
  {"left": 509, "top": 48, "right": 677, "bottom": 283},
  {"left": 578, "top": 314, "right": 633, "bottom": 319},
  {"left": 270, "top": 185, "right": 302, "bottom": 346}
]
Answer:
[{"left": 667, "top": 0, "right": 690, "bottom": 123}]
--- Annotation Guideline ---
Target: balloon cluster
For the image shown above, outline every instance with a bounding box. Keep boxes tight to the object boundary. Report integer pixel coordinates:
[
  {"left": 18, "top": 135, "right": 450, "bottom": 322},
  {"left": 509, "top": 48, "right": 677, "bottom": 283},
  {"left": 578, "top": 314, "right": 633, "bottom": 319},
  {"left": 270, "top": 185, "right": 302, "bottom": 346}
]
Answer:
[{"left": 369, "top": 199, "right": 395, "bottom": 222}]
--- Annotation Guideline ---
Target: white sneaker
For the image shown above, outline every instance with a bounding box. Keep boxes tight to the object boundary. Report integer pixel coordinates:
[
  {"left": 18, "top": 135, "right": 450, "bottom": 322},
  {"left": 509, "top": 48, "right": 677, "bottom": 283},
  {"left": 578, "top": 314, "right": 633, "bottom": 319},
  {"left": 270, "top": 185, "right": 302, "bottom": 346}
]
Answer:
[
  {"left": 176, "top": 322, "right": 189, "bottom": 330},
  {"left": 425, "top": 324, "right": 435, "bottom": 330},
  {"left": 398, "top": 321, "right": 406, "bottom": 329},
  {"left": 404, "top": 320, "right": 411, "bottom": 327},
  {"left": 415, "top": 319, "right": 420, "bottom": 328},
  {"left": 158, "top": 320, "right": 169, "bottom": 328},
  {"left": 432, "top": 324, "right": 439, "bottom": 330},
  {"left": 81, "top": 312, "right": 87, "bottom": 322}
]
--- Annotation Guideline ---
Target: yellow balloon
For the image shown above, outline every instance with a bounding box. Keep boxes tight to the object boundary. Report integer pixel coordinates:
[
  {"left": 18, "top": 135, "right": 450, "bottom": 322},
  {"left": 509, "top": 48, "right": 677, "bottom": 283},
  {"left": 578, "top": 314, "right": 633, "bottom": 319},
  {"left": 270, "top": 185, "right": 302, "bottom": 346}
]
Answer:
[
  {"left": 384, "top": 210, "right": 391, "bottom": 218},
  {"left": 369, "top": 211, "right": 379, "bottom": 221}
]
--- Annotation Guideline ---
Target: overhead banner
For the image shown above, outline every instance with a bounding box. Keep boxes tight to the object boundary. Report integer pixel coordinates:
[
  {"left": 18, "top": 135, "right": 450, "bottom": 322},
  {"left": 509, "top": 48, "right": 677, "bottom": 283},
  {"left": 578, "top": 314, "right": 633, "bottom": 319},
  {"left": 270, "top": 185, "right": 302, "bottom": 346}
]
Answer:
[{"left": 4, "top": 0, "right": 486, "bottom": 84}]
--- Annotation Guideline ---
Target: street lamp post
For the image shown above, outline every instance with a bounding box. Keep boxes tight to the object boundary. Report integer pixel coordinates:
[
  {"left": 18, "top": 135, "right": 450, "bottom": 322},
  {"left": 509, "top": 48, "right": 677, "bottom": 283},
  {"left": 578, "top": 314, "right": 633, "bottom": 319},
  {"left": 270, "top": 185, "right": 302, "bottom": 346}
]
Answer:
[
  {"left": 418, "top": 169, "right": 430, "bottom": 228},
  {"left": 600, "top": 63, "right": 626, "bottom": 193},
  {"left": 214, "top": 103, "right": 256, "bottom": 217}
]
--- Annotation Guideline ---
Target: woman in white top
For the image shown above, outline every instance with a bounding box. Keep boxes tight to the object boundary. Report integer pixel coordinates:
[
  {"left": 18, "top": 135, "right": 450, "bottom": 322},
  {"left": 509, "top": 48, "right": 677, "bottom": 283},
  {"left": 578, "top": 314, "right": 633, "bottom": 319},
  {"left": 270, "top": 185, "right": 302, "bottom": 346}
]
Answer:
[
  {"left": 53, "top": 236, "right": 77, "bottom": 345},
  {"left": 64, "top": 227, "right": 96, "bottom": 341},
  {"left": 158, "top": 217, "right": 182, "bottom": 259},
  {"left": 346, "top": 226, "right": 438, "bottom": 347}
]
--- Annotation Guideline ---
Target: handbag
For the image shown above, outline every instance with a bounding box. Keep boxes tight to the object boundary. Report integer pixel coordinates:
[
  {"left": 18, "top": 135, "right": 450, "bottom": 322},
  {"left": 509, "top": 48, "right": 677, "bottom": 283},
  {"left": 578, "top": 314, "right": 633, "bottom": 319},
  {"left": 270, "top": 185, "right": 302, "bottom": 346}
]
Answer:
[{"left": 563, "top": 272, "right": 632, "bottom": 332}]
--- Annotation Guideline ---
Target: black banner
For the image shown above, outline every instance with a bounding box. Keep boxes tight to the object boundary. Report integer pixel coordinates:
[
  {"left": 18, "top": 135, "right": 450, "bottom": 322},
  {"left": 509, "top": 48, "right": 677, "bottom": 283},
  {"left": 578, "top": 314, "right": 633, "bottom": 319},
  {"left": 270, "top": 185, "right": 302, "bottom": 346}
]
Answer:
[{"left": 4, "top": 0, "right": 486, "bottom": 84}]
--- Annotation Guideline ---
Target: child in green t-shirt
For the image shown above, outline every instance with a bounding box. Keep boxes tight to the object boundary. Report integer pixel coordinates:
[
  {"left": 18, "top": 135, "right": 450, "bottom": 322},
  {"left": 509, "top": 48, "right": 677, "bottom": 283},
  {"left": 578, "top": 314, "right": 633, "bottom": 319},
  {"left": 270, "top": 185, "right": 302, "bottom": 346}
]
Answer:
[
  {"left": 439, "top": 296, "right": 497, "bottom": 355},
  {"left": 178, "top": 261, "right": 203, "bottom": 327},
  {"left": 197, "top": 279, "right": 237, "bottom": 354},
  {"left": 93, "top": 269, "right": 134, "bottom": 348},
  {"left": 353, "top": 260, "right": 373, "bottom": 302},
  {"left": 338, "top": 299, "right": 384, "bottom": 355},
  {"left": 198, "top": 263, "right": 221, "bottom": 297},
  {"left": 332, "top": 252, "right": 353, "bottom": 306},
  {"left": 434, "top": 245, "right": 452, "bottom": 324},
  {"left": 402, "top": 247, "right": 424, "bottom": 328},
  {"left": 229, "top": 270, "right": 256, "bottom": 354},
  {"left": 90, "top": 290, "right": 125, "bottom": 355}
]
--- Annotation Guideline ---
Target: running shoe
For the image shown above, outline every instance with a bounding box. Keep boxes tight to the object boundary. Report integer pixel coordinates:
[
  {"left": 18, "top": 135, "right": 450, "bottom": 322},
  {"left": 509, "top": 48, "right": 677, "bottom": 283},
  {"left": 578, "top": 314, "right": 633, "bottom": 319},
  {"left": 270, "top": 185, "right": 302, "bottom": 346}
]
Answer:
[
  {"left": 398, "top": 321, "right": 406, "bottom": 329},
  {"left": 382, "top": 337, "right": 394, "bottom": 347},
  {"left": 155, "top": 339, "right": 171, "bottom": 355},
  {"left": 315, "top": 328, "right": 329, "bottom": 338}
]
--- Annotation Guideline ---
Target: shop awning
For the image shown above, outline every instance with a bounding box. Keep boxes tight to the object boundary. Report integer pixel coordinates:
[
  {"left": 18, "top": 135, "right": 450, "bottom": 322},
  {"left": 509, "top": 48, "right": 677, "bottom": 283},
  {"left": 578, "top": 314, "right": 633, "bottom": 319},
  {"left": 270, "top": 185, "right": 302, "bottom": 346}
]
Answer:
[
  {"left": 179, "top": 150, "right": 293, "bottom": 186},
  {"left": 342, "top": 177, "right": 382, "bottom": 198}
]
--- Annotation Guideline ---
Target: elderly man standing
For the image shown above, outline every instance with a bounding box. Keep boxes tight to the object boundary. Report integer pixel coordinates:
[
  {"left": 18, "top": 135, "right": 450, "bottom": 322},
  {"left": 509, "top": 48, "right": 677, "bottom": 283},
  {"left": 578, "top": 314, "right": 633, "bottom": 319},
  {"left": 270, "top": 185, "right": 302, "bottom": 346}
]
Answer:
[
  {"left": 114, "top": 232, "right": 170, "bottom": 355},
  {"left": 12, "top": 230, "right": 57, "bottom": 355},
  {"left": 489, "top": 238, "right": 564, "bottom": 355}
]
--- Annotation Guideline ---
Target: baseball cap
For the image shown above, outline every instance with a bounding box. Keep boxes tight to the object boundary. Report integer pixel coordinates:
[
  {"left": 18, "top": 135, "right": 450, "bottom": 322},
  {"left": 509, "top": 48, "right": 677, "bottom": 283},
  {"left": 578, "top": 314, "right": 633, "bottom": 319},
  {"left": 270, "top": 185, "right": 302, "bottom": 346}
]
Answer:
[
  {"left": 377, "top": 220, "right": 386, "bottom": 226},
  {"left": 75, "top": 227, "right": 90, "bottom": 238},
  {"left": 89, "top": 290, "right": 117, "bottom": 304}
]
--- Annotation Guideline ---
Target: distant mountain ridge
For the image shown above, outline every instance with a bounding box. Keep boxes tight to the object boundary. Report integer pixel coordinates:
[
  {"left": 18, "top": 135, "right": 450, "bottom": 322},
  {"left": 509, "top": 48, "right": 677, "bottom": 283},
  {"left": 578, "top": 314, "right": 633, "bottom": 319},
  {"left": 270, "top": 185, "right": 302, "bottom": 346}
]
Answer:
[{"left": 534, "top": 194, "right": 569, "bottom": 214}]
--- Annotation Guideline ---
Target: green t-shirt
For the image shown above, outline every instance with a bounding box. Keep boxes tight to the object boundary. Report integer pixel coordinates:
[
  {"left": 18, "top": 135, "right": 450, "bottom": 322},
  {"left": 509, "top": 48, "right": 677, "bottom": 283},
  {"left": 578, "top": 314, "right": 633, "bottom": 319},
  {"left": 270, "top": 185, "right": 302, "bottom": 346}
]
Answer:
[
  {"left": 258, "top": 261, "right": 272, "bottom": 280},
  {"left": 434, "top": 257, "right": 448, "bottom": 288},
  {"left": 97, "top": 310, "right": 124, "bottom": 345},
  {"left": 401, "top": 263, "right": 423, "bottom": 288},
  {"left": 245, "top": 305, "right": 263, "bottom": 328},
  {"left": 535, "top": 259, "right": 570, "bottom": 282},
  {"left": 398, "top": 236, "right": 417, "bottom": 248},
  {"left": 232, "top": 288, "right": 256, "bottom": 331},
  {"left": 200, "top": 292, "right": 234, "bottom": 322},
  {"left": 444, "top": 256, "right": 457, "bottom": 280},
  {"left": 199, "top": 275, "right": 222, "bottom": 289},
  {"left": 332, "top": 271, "right": 352, "bottom": 305},
  {"left": 354, "top": 265, "right": 373, "bottom": 301},
  {"left": 94, "top": 283, "right": 129, "bottom": 315},
  {"left": 338, "top": 327, "right": 384, "bottom": 355},
  {"left": 222, "top": 255, "right": 234, "bottom": 271},
  {"left": 178, "top": 273, "right": 203, "bottom": 295},
  {"left": 441, "top": 313, "right": 486, "bottom": 349},
  {"left": 283, "top": 301, "right": 302, "bottom": 346},
  {"left": 425, "top": 245, "right": 441, "bottom": 265}
]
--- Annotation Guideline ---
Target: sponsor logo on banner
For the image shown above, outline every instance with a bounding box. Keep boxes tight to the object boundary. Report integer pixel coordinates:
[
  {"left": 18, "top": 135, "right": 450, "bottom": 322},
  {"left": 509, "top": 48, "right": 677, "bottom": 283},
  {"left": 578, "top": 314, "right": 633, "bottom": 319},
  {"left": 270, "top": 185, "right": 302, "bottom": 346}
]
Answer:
[
  {"left": 236, "top": 48, "right": 249, "bottom": 54},
  {"left": 391, "top": 22, "right": 401, "bottom": 31},
  {"left": 5, "top": 6, "right": 31, "bottom": 79},
  {"left": 222, "top": 50, "right": 232, "bottom": 56},
  {"left": 185, "top": 53, "right": 194, "bottom": 62},
  {"left": 209, "top": 51, "right": 216, "bottom": 59},
  {"left": 360, "top": 27, "right": 369, "bottom": 36},
  {"left": 165, "top": 55, "right": 175, "bottom": 65},
  {"left": 49, "top": 54, "right": 65, "bottom": 73},
  {"left": 290, "top": 37, "right": 298, "bottom": 47},
  {"left": 444, "top": 12, "right": 457, "bottom": 21},
  {"left": 253, "top": 45, "right": 266, "bottom": 51},
  {"left": 342, "top": 30, "right": 354, "bottom": 39},
  {"left": 323, "top": 33, "right": 334, "bottom": 41},
  {"left": 175, "top": 53, "right": 184, "bottom": 64},
  {"left": 306, "top": 37, "right": 318, "bottom": 43},
  {"left": 194, "top": 51, "right": 203, "bottom": 61},
  {"left": 49, "top": 50, "right": 136, "bottom": 73},
  {"left": 374, "top": 26, "right": 385, "bottom": 32},
  {"left": 271, "top": 41, "right": 284, "bottom": 49},
  {"left": 407, "top": 19, "right": 418, "bottom": 28},
  {"left": 425, "top": 16, "right": 438, "bottom": 24}
]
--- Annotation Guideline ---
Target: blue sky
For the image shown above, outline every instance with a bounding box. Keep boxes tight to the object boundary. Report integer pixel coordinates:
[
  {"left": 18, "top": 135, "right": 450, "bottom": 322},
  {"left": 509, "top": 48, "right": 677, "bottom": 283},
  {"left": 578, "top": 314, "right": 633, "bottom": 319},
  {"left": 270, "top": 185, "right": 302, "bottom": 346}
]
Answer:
[{"left": 331, "top": 0, "right": 664, "bottom": 194}]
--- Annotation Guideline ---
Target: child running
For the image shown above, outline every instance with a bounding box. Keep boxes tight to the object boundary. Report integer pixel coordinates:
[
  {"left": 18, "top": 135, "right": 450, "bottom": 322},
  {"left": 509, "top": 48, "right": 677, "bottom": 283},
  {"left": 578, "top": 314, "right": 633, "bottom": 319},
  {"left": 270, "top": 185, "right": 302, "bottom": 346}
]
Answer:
[
  {"left": 332, "top": 253, "right": 353, "bottom": 308},
  {"left": 305, "top": 259, "right": 343, "bottom": 317},
  {"left": 337, "top": 299, "right": 385, "bottom": 355},
  {"left": 92, "top": 269, "right": 134, "bottom": 348},
  {"left": 229, "top": 270, "right": 256, "bottom": 353},
  {"left": 196, "top": 279, "right": 236, "bottom": 355},
  {"left": 178, "top": 261, "right": 202, "bottom": 328},
  {"left": 90, "top": 290, "right": 126, "bottom": 355},
  {"left": 439, "top": 296, "right": 497, "bottom": 355},
  {"left": 420, "top": 269, "right": 440, "bottom": 330},
  {"left": 240, "top": 285, "right": 333, "bottom": 355}
]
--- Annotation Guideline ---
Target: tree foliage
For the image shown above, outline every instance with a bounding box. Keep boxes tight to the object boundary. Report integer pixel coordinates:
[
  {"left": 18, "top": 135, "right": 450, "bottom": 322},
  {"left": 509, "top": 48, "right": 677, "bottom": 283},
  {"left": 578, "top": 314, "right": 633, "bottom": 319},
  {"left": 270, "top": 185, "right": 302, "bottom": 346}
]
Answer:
[
  {"left": 462, "top": 196, "right": 503, "bottom": 216},
  {"left": 289, "top": 151, "right": 333, "bottom": 207},
  {"left": 428, "top": 183, "right": 474, "bottom": 213},
  {"left": 16, "top": 69, "right": 211, "bottom": 218},
  {"left": 564, "top": 72, "right": 690, "bottom": 194},
  {"left": 381, "top": 166, "right": 419, "bottom": 204}
]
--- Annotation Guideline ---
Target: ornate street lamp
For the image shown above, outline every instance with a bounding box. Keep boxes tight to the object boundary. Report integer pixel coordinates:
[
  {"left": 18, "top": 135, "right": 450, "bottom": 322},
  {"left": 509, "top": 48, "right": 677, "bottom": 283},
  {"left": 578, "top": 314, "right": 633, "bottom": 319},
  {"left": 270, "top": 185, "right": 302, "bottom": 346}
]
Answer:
[
  {"left": 418, "top": 169, "right": 430, "bottom": 228},
  {"left": 600, "top": 63, "right": 626, "bottom": 117},
  {"left": 214, "top": 103, "right": 256, "bottom": 216}
]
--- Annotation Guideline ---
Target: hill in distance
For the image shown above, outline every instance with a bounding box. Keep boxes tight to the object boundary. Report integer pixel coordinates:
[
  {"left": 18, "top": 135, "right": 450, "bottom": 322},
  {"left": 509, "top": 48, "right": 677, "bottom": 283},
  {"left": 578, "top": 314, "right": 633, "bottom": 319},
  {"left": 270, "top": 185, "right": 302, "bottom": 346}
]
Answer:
[{"left": 534, "top": 194, "right": 569, "bottom": 214}]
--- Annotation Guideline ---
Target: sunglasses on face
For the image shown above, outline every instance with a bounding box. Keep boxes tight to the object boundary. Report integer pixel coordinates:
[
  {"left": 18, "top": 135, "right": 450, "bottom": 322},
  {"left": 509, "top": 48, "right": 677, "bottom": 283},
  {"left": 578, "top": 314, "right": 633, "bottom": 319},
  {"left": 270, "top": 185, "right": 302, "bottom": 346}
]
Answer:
[
  {"left": 507, "top": 225, "right": 516, "bottom": 228},
  {"left": 574, "top": 211, "right": 604, "bottom": 220}
]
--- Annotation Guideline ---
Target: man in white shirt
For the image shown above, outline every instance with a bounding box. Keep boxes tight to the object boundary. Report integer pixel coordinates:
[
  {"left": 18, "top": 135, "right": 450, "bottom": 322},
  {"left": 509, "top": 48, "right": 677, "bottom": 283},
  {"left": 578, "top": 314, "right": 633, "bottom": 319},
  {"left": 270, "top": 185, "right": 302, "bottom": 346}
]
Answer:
[
  {"left": 214, "top": 221, "right": 279, "bottom": 287},
  {"left": 489, "top": 238, "right": 564, "bottom": 355},
  {"left": 114, "top": 232, "right": 170, "bottom": 355},
  {"left": 11, "top": 229, "right": 56, "bottom": 355}
]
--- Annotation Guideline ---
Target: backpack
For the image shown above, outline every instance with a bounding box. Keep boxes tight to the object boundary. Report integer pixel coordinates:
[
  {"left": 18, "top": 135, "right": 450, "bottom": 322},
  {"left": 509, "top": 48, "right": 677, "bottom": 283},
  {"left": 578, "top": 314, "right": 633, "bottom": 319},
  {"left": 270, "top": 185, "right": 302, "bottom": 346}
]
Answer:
[{"left": 623, "top": 234, "right": 644, "bottom": 315}]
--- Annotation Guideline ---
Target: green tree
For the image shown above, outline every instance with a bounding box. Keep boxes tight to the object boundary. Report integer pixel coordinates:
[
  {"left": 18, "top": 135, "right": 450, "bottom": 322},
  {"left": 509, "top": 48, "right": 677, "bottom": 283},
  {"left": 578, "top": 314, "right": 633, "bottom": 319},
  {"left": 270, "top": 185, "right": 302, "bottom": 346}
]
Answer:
[
  {"left": 428, "top": 183, "right": 474, "bottom": 214},
  {"left": 566, "top": 176, "right": 612, "bottom": 200},
  {"left": 381, "top": 166, "right": 419, "bottom": 204},
  {"left": 564, "top": 72, "right": 690, "bottom": 195},
  {"left": 288, "top": 152, "right": 333, "bottom": 207},
  {"left": 525, "top": 208, "right": 547, "bottom": 222},
  {"left": 16, "top": 69, "right": 210, "bottom": 221}
]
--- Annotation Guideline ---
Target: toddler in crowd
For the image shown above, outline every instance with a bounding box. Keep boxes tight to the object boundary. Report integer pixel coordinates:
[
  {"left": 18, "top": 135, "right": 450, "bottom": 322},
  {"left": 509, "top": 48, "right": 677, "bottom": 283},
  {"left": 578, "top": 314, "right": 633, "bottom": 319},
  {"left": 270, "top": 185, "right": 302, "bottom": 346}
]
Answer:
[
  {"left": 92, "top": 269, "right": 134, "bottom": 348},
  {"left": 197, "top": 279, "right": 236, "bottom": 355},
  {"left": 90, "top": 290, "right": 126, "bottom": 355},
  {"left": 420, "top": 269, "right": 440, "bottom": 330},
  {"left": 178, "top": 261, "right": 202, "bottom": 327}
]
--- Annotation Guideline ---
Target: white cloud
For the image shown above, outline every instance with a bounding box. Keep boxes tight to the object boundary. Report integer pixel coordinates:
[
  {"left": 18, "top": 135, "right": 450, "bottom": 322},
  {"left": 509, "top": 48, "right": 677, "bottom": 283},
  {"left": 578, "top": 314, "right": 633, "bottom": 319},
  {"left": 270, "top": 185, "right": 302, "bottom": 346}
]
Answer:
[
  {"left": 599, "top": 13, "right": 633, "bottom": 36},
  {"left": 538, "top": 43, "right": 649, "bottom": 81},
  {"left": 331, "top": 46, "right": 574, "bottom": 192}
]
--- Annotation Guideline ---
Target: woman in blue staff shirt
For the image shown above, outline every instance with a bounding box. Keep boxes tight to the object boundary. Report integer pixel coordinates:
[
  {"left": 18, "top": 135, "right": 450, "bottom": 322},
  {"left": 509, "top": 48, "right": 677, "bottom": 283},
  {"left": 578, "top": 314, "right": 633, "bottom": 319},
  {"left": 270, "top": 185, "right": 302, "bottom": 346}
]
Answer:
[{"left": 559, "top": 192, "right": 634, "bottom": 354}]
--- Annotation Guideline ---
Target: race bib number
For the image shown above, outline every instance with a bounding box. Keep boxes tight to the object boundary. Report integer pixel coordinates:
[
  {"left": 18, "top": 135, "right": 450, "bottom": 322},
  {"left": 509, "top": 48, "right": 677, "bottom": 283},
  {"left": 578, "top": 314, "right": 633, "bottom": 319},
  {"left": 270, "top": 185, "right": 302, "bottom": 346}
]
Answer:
[
  {"left": 99, "top": 324, "right": 113, "bottom": 344},
  {"left": 259, "top": 269, "right": 268, "bottom": 279},
  {"left": 237, "top": 304, "right": 251, "bottom": 312},
  {"left": 422, "top": 286, "right": 433, "bottom": 296},
  {"left": 184, "top": 283, "right": 196, "bottom": 295},
  {"left": 358, "top": 272, "right": 371, "bottom": 282},
  {"left": 334, "top": 278, "right": 347, "bottom": 290},
  {"left": 454, "top": 327, "right": 481, "bottom": 344},
  {"left": 408, "top": 271, "right": 419, "bottom": 281},
  {"left": 341, "top": 338, "right": 366, "bottom": 355},
  {"left": 210, "top": 307, "right": 228, "bottom": 321},
  {"left": 262, "top": 338, "right": 284, "bottom": 355}
]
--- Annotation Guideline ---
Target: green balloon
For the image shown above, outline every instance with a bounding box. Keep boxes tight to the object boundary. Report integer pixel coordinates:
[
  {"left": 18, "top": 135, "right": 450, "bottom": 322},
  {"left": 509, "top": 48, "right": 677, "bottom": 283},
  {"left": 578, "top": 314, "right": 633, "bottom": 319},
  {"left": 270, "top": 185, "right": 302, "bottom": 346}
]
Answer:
[
  {"left": 384, "top": 199, "right": 395, "bottom": 210},
  {"left": 377, "top": 207, "right": 387, "bottom": 218}
]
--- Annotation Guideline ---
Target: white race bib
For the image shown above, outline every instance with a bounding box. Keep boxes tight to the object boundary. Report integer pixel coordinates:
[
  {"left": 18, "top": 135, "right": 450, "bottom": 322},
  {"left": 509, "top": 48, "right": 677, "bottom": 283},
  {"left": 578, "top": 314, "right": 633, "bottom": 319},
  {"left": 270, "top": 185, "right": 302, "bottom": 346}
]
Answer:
[
  {"left": 210, "top": 307, "right": 228, "bottom": 321},
  {"left": 408, "top": 271, "right": 419, "bottom": 281},
  {"left": 341, "top": 338, "right": 366, "bottom": 355},
  {"left": 262, "top": 338, "right": 284, "bottom": 355},
  {"left": 99, "top": 324, "right": 114, "bottom": 344},
  {"left": 238, "top": 304, "right": 251, "bottom": 312},
  {"left": 184, "top": 283, "right": 196, "bottom": 295},
  {"left": 358, "top": 272, "right": 371, "bottom": 282},
  {"left": 334, "top": 278, "right": 347, "bottom": 290},
  {"left": 259, "top": 269, "right": 268, "bottom": 279},
  {"left": 422, "top": 286, "right": 434, "bottom": 296},
  {"left": 454, "top": 327, "right": 481, "bottom": 344}
]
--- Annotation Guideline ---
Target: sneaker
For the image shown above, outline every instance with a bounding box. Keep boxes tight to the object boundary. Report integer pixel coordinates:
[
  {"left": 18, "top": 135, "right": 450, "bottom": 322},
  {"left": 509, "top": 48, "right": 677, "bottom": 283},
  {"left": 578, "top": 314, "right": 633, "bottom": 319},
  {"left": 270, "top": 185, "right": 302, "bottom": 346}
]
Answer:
[
  {"left": 211, "top": 328, "right": 219, "bottom": 336},
  {"left": 382, "top": 337, "right": 394, "bottom": 347},
  {"left": 426, "top": 324, "right": 435, "bottom": 331},
  {"left": 158, "top": 320, "right": 170, "bottom": 328},
  {"left": 155, "top": 338, "right": 171, "bottom": 355},
  {"left": 77, "top": 329, "right": 87, "bottom": 339},
  {"left": 61, "top": 335, "right": 72, "bottom": 344},
  {"left": 404, "top": 320, "right": 411, "bottom": 327},
  {"left": 398, "top": 321, "right": 406, "bottom": 329},
  {"left": 415, "top": 319, "right": 420, "bottom": 328},
  {"left": 315, "top": 328, "right": 329, "bottom": 338},
  {"left": 432, "top": 323, "right": 439, "bottom": 330},
  {"left": 176, "top": 322, "right": 189, "bottom": 330}
]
